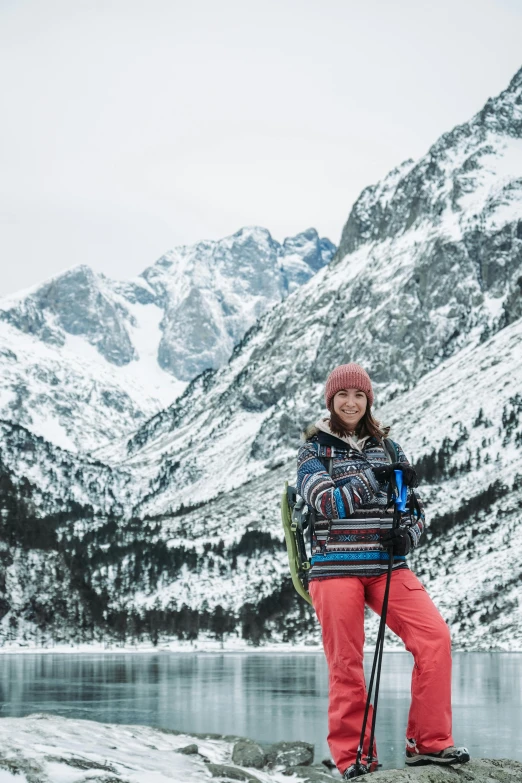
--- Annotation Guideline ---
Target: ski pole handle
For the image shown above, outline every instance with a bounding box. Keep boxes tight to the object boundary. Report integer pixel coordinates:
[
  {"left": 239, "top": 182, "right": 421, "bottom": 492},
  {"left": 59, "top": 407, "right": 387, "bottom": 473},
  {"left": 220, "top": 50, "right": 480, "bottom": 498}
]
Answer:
[{"left": 393, "top": 469, "right": 408, "bottom": 512}]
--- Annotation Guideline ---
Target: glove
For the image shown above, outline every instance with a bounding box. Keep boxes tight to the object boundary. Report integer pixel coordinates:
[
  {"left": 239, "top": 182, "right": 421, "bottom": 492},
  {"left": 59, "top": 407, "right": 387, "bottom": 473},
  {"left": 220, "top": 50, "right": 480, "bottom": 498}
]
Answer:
[
  {"left": 372, "top": 462, "right": 418, "bottom": 487},
  {"left": 381, "top": 526, "right": 412, "bottom": 555}
]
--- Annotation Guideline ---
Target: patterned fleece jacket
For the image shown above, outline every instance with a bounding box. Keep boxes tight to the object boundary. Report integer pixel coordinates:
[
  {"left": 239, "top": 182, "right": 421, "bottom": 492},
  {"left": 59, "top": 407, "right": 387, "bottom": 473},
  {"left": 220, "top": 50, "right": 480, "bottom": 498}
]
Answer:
[{"left": 296, "top": 421, "right": 425, "bottom": 580}]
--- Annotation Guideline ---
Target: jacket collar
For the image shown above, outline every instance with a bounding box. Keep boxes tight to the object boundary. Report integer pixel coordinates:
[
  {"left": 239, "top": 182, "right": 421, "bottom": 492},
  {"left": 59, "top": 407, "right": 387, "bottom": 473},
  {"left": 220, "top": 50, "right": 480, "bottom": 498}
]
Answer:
[{"left": 314, "top": 417, "right": 370, "bottom": 452}]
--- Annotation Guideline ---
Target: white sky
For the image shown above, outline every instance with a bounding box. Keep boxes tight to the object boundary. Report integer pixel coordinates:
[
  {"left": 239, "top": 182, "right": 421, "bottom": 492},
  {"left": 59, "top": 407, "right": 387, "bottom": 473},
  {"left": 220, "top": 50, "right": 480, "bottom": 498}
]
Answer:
[{"left": 1, "top": 0, "right": 521, "bottom": 296}]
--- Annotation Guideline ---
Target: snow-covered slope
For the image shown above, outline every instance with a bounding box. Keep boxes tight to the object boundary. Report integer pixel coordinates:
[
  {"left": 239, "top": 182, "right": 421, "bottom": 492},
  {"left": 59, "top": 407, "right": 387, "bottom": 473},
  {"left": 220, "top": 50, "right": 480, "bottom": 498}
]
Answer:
[
  {"left": 0, "top": 418, "right": 134, "bottom": 516},
  {"left": 85, "top": 317, "right": 521, "bottom": 651},
  {"left": 87, "top": 65, "right": 522, "bottom": 649},
  {"left": 109, "top": 67, "right": 522, "bottom": 500},
  {"left": 0, "top": 319, "right": 164, "bottom": 452},
  {"left": 0, "top": 227, "right": 334, "bottom": 451},
  {"left": 1, "top": 69, "right": 522, "bottom": 650}
]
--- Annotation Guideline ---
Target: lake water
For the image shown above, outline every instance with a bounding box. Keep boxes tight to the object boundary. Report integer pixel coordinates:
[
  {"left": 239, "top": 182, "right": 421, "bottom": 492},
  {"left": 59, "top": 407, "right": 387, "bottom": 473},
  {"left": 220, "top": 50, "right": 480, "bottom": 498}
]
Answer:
[{"left": 0, "top": 651, "right": 520, "bottom": 771}]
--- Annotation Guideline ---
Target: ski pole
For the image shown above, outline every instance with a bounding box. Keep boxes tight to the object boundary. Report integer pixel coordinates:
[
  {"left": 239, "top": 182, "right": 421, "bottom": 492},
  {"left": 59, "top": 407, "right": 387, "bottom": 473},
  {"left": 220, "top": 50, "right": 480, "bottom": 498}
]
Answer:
[
  {"left": 367, "top": 471, "right": 407, "bottom": 765},
  {"left": 355, "top": 469, "right": 407, "bottom": 774}
]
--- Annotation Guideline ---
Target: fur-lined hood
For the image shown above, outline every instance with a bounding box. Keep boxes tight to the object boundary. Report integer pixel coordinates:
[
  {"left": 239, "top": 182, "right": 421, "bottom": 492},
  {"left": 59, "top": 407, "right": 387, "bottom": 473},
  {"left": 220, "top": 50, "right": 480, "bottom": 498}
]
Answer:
[
  {"left": 302, "top": 422, "right": 321, "bottom": 441},
  {"left": 302, "top": 417, "right": 370, "bottom": 452}
]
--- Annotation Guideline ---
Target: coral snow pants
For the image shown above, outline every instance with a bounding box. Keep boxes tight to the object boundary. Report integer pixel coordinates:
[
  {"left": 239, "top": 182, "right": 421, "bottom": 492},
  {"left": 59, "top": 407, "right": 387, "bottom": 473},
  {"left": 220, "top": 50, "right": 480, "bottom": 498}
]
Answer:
[{"left": 309, "top": 569, "right": 454, "bottom": 773}]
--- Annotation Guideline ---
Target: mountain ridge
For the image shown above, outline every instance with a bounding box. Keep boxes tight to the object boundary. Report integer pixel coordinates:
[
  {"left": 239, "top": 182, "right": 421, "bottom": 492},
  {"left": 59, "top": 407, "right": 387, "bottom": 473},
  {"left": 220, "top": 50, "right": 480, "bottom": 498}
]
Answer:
[
  {"left": 1, "top": 67, "right": 522, "bottom": 648},
  {"left": 0, "top": 226, "right": 334, "bottom": 451}
]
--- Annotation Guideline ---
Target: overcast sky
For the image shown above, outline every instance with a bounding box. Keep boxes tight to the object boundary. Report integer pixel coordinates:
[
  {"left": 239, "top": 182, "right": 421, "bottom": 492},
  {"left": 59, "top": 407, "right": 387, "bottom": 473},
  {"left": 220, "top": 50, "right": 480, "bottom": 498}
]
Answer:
[{"left": 1, "top": 0, "right": 521, "bottom": 296}]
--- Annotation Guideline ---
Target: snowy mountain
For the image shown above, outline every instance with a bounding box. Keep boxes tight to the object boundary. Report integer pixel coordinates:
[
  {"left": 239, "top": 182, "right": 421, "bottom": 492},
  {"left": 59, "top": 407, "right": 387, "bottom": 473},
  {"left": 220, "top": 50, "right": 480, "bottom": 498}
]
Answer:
[
  {"left": 106, "top": 68, "right": 522, "bottom": 493},
  {"left": 1, "top": 68, "right": 522, "bottom": 650},
  {"left": 0, "top": 227, "right": 334, "bottom": 451},
  {"left": 144, "top": 226, "right": 335, "bottom": 380},
  {"left": 0, "top": 318, "right": 163, "bottom": 453}
]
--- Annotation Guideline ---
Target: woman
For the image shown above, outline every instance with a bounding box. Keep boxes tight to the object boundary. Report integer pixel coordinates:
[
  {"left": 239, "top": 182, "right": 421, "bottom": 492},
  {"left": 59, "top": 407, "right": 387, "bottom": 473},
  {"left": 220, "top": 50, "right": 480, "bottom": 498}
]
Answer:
[{"left": 297, "top": 363, "right": 469, "bottom": 779}]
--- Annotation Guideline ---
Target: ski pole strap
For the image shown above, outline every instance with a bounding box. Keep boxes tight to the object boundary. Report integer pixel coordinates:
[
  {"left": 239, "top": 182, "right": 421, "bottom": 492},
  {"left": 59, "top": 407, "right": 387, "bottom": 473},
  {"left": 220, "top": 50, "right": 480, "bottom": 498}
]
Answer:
[{"left": 408, "top": 489, "right": 422, "bottom": 519}]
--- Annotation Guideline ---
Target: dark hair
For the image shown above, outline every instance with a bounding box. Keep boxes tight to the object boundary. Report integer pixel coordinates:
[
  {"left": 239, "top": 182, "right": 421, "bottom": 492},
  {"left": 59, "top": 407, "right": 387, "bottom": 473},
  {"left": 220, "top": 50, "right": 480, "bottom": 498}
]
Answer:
[{"left": 328, "top": 398, "right": 390, "bottom": 441}]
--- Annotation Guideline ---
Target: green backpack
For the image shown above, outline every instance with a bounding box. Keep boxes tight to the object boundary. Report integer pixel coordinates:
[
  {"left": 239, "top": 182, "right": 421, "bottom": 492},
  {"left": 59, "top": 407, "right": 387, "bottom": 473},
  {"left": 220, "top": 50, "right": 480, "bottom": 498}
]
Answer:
[{"left": 281, "top": 438, "right": 400, "bottom": 605}]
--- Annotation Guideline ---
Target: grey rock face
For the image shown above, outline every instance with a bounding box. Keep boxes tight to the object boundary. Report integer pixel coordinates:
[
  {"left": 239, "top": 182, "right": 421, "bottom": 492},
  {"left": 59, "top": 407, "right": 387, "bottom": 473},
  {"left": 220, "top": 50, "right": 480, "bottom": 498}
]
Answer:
[
  {"left": 0, "top": 228, "right": 333, "bottom": 385},
  {"left": 231, "top": 739, "right": 267, "bottom": 768},
  {"left": 281, "top": 229, "right": 336, "bottom": 290},
  {"left": 1, "top": 265, "right": 137, "bottom": 366},
  {"left": 266, "top": 741, "right": 314, "bottom": 768},
  {"left": 110, "top": 279, "right": 157, "bottom": 306},
  {"left": 157, "top": 284, "right": 228, "bottom": 379},
  {"left": 337, "top": 68, "right": 522, "bottom": 259},
  {"left": 145, "top": 226, "right": 335, "bottom": 380}
]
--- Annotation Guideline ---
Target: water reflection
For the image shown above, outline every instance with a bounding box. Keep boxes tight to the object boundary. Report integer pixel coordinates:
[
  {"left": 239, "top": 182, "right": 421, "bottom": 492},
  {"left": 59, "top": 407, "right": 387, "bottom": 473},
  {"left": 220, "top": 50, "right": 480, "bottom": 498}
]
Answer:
[{"left": 0, "top": 652, "right": 519, "bottom": 769}]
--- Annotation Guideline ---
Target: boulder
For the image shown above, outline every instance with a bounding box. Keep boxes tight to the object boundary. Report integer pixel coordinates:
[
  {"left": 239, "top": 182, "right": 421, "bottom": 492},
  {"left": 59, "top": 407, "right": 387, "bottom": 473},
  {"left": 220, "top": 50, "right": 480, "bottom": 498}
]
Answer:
[
  {"left": 231, "top": 739, "right": 267, "bottom": 768},
  {"left": 176, "top": 743, "right": 199, "bottom": 755},
  {"left": 321, "top": 758, "right": 336, "bottom": 769},
  {"left": 266, "top": 740, "right": 314, "bottom": 768}
]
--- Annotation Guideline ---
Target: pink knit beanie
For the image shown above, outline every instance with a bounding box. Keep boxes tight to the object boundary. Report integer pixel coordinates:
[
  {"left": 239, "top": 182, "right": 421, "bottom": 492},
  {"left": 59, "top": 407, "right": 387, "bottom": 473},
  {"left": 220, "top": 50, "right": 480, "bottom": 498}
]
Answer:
[{"left": 324, "top": 363, "right": 374, "bottom": 409}]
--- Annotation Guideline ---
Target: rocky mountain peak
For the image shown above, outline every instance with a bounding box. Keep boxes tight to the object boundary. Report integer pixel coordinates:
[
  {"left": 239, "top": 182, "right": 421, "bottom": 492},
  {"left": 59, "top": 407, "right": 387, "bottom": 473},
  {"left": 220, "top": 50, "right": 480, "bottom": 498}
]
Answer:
[
  {"left": 337, "top": 70, "right": 522, "bottom": 260},
  {"left": 0, "top": 263, "right": 137, "bottom": 366},
  {"left": 109, "top": 65, "right": 522, "bottom": 509},
  {"left": 1, "top": 226, "right": 335, "bottom": 382},
  {"left": 139, "top": 226, "right": 335, "bottom": 380},
  {"left": 0, "top": 225, "right": 334, "bottom": 451}
]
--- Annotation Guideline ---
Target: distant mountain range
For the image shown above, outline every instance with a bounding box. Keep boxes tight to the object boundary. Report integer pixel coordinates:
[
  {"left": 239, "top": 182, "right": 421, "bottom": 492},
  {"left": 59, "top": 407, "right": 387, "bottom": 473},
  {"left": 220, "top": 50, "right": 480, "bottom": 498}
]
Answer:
[
  {"left": 0, "top": 227, "right": 334, "bottom": 451},
  {"left": 1, "top": 67, "right": 522, "bottom": 651}
]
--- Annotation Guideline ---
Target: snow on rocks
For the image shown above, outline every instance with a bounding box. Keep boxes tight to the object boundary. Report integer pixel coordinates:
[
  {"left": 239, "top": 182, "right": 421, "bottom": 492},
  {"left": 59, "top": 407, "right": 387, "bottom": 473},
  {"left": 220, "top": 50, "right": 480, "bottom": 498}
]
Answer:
[
  {"left": 232, "top": 740, "right": 267, "bottom": 768},
  {"left": 0, "top": 715, "right": 520, "bottom": 782},
  {"left": 0, "top": 714, "right": 329, "bottom": 783}
]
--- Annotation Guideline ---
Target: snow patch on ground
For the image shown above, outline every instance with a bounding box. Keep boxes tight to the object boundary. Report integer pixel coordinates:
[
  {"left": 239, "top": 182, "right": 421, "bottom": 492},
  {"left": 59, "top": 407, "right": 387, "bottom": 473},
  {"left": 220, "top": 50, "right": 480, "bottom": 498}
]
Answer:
[{"left": 0, "top": 714, "right": 313, "bottom": 783}]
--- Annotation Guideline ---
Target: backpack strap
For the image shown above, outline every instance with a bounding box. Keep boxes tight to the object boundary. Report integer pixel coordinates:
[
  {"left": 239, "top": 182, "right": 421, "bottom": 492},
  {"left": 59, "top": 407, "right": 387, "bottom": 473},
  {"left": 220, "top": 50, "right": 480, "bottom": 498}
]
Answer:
[
  {"left": 308, "top": 453, "right": 334, "bottom": 556},
  {"left": 382, "top": 437, "right": 399, "bottom": 464}
]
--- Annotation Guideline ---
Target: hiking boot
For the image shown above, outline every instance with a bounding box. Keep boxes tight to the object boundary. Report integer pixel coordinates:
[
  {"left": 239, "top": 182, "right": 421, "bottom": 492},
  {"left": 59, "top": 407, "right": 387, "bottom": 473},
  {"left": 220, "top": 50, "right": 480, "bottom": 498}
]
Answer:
[
  {"left": 405, "top": 744, "right": 470, "bottom": 766},
  {"left": 342, "top": 763, "right": 368, "bottom": 778}
]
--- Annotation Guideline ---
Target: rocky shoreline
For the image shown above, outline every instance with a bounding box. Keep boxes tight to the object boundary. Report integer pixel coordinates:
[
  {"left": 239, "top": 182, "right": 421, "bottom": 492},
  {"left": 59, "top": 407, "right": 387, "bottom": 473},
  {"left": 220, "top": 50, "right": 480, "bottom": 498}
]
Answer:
[
  {"left": 0, "top": 714, "right": 520, "bottom": 782},
  {"left": 197, "top": 735, "right": 522, "bottom": 782}
]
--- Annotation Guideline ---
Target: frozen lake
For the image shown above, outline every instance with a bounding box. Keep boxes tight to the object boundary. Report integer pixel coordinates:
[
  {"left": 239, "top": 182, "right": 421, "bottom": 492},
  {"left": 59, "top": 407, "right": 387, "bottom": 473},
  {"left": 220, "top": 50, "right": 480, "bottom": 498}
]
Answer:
[{"left": 0, "top": 651, "right": 520, "bottom": 770}]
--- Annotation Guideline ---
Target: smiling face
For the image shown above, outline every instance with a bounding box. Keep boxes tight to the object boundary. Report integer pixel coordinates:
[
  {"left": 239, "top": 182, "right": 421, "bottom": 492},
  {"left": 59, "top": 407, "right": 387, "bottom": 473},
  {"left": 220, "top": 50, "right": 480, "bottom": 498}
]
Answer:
[{"left": 332, "top": 388, "right": 367, "bottom": 432}]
